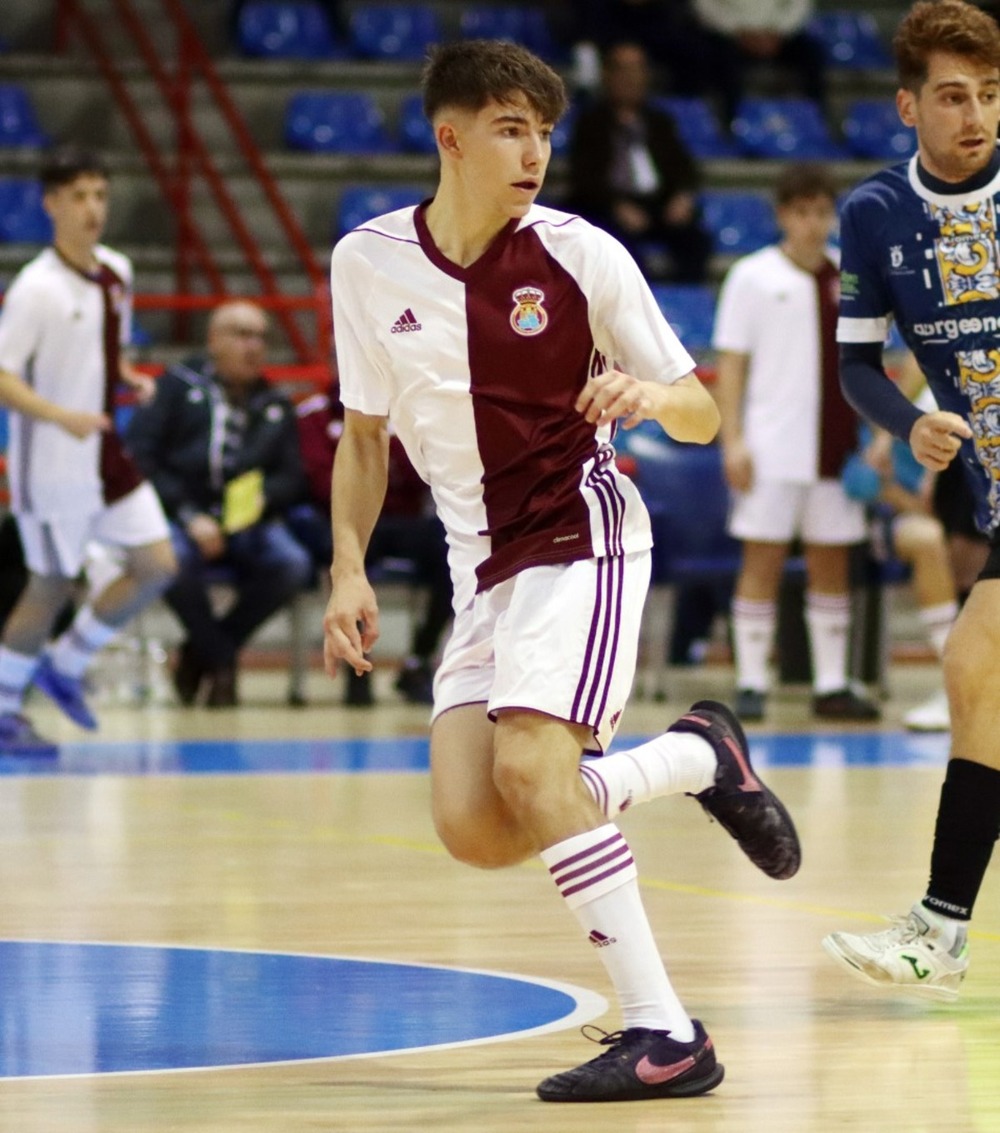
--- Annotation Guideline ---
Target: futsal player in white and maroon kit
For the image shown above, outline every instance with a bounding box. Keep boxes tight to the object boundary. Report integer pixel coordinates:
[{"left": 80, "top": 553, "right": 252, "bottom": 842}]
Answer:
[
  {"left": 713, "top": 162, "right": 879, "bottom": 725},
  {"left": 823, "top": 0, "right": 1000, "bottom": 1001},
  {"left": 0, "top": 147, "right": 176, "bottom": 755},
  {"left": 323, "top": 40, "right": 801, "bottom": 1103}
]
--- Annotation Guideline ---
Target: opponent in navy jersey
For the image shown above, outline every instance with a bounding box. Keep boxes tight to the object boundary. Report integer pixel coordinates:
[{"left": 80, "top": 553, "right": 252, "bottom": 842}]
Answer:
[
  {"left": 324, "top": 39, "right": 800, "bottom": 1103},
  {"left": 0, "top": 148, "right": 176, "bottom": 756},
  {"left": 824, "top": 0, "right": 1000, "bottom": 1002}
]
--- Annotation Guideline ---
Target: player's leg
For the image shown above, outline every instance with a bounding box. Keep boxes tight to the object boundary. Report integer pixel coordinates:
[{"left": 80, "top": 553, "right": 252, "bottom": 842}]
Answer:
[
  {"left": 800, "top": 480, "right": 878, "bottom": 720},
  {"left": 35, "top": 484, "right": 176, "bottom": 729},
  {"left": 727, "top": 479, "right": 799, "bottom": 721},
  {"left": 822, "top": 576, "right": 1000, "bottom": 998}
]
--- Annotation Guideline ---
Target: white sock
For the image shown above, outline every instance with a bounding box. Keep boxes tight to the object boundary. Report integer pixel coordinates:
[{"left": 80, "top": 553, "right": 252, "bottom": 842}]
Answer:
[
  {"left": 731, "top": 596, "right": 775, "bottom": 692},
  {"left": 542, "top": 825, "right": 694, "bottom": 1037},
  {"left": 48, "top": 607, "right": 119, "bottom": 679},
  {"left": 919, "top": 601, "right": 958, "bottom": 659},
  {"left": 0, "top": 647, "right": 38, "bottom": 714},
  {"left": 805, "top": 591, "right": 851, "bottom": 695},
  {"left": 579, "top": 733, "right": 716, "bottom": 818},
  {"left": 917, "top": 901, "right": 967, "bottom": 950}
]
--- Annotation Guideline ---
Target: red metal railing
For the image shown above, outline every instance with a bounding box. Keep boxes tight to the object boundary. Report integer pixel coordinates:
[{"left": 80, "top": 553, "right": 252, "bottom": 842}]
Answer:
[{"left": 55, "top": 0, "right": 330, "bottom": 370}]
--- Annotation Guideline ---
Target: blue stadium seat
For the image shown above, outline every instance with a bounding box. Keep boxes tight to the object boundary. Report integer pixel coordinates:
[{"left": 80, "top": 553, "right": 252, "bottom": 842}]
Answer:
[
  {"left": 459, "top": 6, "right": 556, "bottom": 58},
  {"left": 731, "top": 97, "right": 847, "bottom": 159},
  {"left": 236, "top": 1, "right": 347, "bottom": 59},
  {"left": 806, "top": 11, "right": 892, "bottom": 69},
  {"left": 336, "top": 183, "right": 426, "bottom": 237},
  {"left": 842, "top": 99, "right": 917, "bottom": 160},
  {"left": 399, "top": 92, "right": 437, "bottom": 154},
  {"left": 0, "top": 179, "right": 51, "bottom": 243},
  {"left": 651, "top": 96, "right": 738, "bottom": 159},
  {"left": 650, "top": 283, "right": 716, "bottom": 353},
  {"left": 285, "top": 92, "right": 392, "bottom": 153},
  {"left": 700, "top": 190, "right": 778, "bottom": 256},
  {"left": 0, "top": 86, "right": 48, "bottom": 148},
  {"left": 350, "top": 4, "right": 439, "bottom": 61}
]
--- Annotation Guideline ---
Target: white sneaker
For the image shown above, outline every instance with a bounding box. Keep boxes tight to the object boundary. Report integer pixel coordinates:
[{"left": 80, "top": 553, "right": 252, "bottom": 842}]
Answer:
[
  {"left": 822, "top": 905, "right": 969, "bottom": 1001},
  {"left": 904, "top": 690, "right": 950, "bottom": 732}
]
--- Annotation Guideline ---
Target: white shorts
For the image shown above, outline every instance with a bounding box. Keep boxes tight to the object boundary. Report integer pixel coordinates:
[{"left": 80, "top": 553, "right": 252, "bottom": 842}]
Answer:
[
  {"left": 728, "top": 478, "right": 867, "bottom": 545},
  {"left": 15, "top": 481, "right": 170, "bottom": 577},
  {"left": 432, "top": 551, "right": 651, "bottom": 754}
]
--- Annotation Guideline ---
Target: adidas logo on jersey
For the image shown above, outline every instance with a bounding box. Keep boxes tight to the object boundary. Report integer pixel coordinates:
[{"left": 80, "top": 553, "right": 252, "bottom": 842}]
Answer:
[{"left": 391, "top": 308, "right": 422, "bottom": 333}]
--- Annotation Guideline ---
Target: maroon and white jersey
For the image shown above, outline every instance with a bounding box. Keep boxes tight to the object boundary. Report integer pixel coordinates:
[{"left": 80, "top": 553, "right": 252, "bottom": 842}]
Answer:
[
  {"left": 331, "top": 202, "right": 695, "bottom": 608},
  {"left": 0, "top": 244, "right": 141, "bottom": 517}
]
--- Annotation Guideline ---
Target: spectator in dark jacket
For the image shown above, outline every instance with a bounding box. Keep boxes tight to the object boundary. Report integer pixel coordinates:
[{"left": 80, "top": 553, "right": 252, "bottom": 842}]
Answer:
[
  {"left": 126, "top": 301, "right": 311, "bottom": 707},
  {"left": 566, "top": 41, "right": 712, "bottom": 283}
]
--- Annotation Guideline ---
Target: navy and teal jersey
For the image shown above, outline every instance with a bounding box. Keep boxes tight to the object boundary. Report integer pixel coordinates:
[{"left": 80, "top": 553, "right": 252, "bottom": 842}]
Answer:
[{"left": 837, "top": 148, "right": 1000, "bottom": 532}]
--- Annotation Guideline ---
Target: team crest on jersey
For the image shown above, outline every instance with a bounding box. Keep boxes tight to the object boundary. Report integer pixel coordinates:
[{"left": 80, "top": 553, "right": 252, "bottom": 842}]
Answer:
[
  {"left": 890, "top": 245, "right": 904, "bottom": 269},
  {"left": 929, "top": 200, "right": 1000, "bottom": 304},
  {"left": 509, "top": 286, "right": 548, "bottom": 335},
  {"left": 109, "top": 282, "right": 126, "bottom": 316}
]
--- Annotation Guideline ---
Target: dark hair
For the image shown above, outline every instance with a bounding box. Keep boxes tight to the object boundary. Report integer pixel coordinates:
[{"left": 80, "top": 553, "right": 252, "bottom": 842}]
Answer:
[
  {"left": 40, "top": 145, "right": 109, "bottom": 192},
  {"left": 422, "top": 39, "right": 567, "bottom": 124},
  {"left": 894, "top": 0, "right": 1000, "bottom": 91},
  {"left": 774, "top": 162, "right": 838, "bottom": 206}
]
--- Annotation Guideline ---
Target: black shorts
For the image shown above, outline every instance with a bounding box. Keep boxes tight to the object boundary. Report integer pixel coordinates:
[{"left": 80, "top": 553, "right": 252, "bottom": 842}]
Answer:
[
  {"left": 933, "top": 459, "right": 987, "bottom": 541},
  {"left": 979, "top": 529, "right": 1000, "bottom": 581}
]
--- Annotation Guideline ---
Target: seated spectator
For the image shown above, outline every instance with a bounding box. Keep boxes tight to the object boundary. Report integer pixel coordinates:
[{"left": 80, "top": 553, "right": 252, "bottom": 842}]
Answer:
[
  {"left": 842, "top": 386, "right": 958, "bottom": 732},
  {"left": 126, "top": 301, "right": 312, "bottom": 707},
  {"left": 691, "top": 0, "right": 828, "bottom": 125},
  {"left": 295, "top": 374, "right": 453, "bottom": 706},
  {"left": 566, "top": 41, "right": 712, "bottom": 283}
]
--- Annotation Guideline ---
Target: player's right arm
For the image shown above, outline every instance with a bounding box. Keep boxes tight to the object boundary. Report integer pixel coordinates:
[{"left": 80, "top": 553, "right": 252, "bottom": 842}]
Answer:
[
  {"left": 0, "top": 366, "right": 109, "bottom": 438},
  {"left": 713, "top": 349, "right": 753, "bottom": 492},
  {"left": 322, "top": 409, "right": 390, "bottom": 678}
]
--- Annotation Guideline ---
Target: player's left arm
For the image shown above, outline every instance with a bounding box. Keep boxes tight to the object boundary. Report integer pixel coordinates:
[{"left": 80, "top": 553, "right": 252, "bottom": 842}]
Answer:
[{"left": 575, "top": 369, "right": 720, "bottom": 443}]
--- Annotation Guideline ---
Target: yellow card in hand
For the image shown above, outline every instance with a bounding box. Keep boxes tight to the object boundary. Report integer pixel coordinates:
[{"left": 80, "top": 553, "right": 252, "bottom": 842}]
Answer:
[{"left": 222, "top": 468, "right": 265, "bottom": 533}]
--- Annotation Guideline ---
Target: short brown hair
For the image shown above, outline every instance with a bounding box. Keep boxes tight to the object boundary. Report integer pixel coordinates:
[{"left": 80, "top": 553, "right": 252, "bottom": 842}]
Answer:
[
  {"left": 40, "top": 145, "right": 108, "bottom": 191},
  {"left": 422, "top": 39, "right": 567, "bottom": 124},
  {"left": 893, "top": 0, "right": 1000, "bottom": 91},
  {"left": 774, "top": 162, "right": 838, "bottom": 207}
]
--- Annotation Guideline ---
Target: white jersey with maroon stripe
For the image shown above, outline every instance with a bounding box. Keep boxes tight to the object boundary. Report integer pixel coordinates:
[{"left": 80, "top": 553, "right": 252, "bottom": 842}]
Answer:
[
  {"left": 331, "top": 203, "right": 695, "bottom": 610},
  {"left": 0, "top": 244, "right": 134, "bottom": 517}
]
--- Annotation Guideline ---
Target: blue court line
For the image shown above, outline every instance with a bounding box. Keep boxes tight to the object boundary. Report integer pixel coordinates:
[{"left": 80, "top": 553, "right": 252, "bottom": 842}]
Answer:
[
  {"left": 0, "top": 730, "right": 950, "bottom": 776},
  {"left": 0, "top": 941, "right": 607, "bottom": 1079}
]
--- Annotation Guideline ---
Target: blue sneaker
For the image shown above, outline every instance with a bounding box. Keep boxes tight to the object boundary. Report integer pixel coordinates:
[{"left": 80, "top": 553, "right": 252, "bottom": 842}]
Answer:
[
  {"left": 0, "top": 712, "right": 58, "bottom": 756},
  {"left": 33, "top": 655, "right": 98, "bottom": 731}
]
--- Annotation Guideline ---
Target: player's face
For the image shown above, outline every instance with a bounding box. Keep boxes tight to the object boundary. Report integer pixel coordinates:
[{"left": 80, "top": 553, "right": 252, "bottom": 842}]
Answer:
[
  {"left": 776, "top": 194, "right": 837, "bottom": 258},
  {"left": 897, "top": 51, "right": 1000, "bottom": 183},
  {"left": 454, "top": 96, "right": 552, "bottom": 219},
  {"left": 43, "top": 173, "right": 109, "bottom": 250}
]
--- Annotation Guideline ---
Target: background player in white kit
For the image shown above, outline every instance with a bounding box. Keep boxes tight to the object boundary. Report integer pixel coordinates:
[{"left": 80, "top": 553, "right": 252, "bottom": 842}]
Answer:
[
  {"left": 714, "top": 162, "right": 880, "bottom": 724},
  {"left": 324, "top": 40, "right": 801, "bottom": 1103},
  {"left": 0, "top": 147, "right": 176, "bottom": 755}
]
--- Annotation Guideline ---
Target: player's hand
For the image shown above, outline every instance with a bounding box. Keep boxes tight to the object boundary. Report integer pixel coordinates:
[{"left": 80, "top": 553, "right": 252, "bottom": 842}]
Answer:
[
  {"left": 57, "top": 409, "right": 111, "bottom": 439},
  {"left": 187, "top": 513, "right": 226, "bottom": 560},
  {"left": 722, "top": 439, "right": 753, "bottom": 492},
  {"left": 576, "top": 370, "right": 652, "bottom": 429},
  {"left": 909, "top": 410, "right": 972, "bottom": 472},
  {"left": 323, "top": 573, "right": 380, "bottom": 677}
]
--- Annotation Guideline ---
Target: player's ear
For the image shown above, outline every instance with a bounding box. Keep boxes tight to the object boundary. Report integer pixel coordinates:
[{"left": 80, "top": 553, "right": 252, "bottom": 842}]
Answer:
[
  {"left": 896, "top": 87, "right": 917, "bottom": 129},
  {"left": 436, "top": 120, "right": 462, "bottom": 157}
]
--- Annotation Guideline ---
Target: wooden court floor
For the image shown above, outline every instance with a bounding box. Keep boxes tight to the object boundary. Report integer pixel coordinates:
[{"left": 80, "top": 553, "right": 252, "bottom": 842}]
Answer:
[{"left": 0, "top": 661, "right": 998, "bottom": 1133}]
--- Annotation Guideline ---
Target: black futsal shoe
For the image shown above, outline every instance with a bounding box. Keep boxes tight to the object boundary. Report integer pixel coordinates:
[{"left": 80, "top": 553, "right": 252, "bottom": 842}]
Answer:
[
  {"left": 536, "top": 1020, "right": 723, "bottom": 1102},
  {"left": 670, "top": 699, "right": 801, "bottom": 880}
]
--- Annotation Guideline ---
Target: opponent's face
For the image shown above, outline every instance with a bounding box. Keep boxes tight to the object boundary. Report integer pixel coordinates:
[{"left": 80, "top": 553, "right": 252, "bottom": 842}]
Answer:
[
  {"left": 442, "top": 95, "right": 552, "bottom": 219},
  {"left": 898, "top": 51, "right": 1000, "bottom": 183},
  {"left": 43, "top": 173, "right": 109, "bottom": 250},
  {"left": 777, "top": 193, "right": 837, "bottom": 258}
]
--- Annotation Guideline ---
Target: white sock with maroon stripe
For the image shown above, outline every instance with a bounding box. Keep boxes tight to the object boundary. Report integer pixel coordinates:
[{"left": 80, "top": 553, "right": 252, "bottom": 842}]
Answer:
[
  {"left": 0, "top": 647, "right": 37, "bottom": 714},
  {"left": 541, "top": 824, "right": 695, "bottom": 1037},
  {"left": 731, "top": 596, "right": 775, "bottom": 692},
  {"left": 579, "top": 734, "right": 716, "bottom": 818},
  {"left": 805, "top": 591, "right": 851, "bottom": 695},
  {"left": 47, "top": 606, "right": 119, "bottom": 679}
]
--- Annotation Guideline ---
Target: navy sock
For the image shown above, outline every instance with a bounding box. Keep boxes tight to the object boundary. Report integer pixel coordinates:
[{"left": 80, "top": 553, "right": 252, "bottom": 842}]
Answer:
[{"left": 924, "top": 758, "right": 1000, "bottom": 921}]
